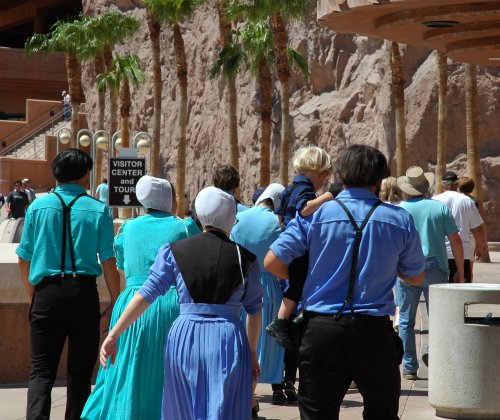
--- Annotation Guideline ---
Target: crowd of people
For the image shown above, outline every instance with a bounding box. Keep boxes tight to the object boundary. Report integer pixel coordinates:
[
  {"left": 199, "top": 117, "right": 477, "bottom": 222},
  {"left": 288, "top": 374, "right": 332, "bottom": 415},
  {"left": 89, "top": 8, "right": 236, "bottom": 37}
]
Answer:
[
  {"left": 1, "top": 178, "right": 36, "bottom": 220},
  {"left": 14, "top": 145, "right": 488, "bottom": 420}
]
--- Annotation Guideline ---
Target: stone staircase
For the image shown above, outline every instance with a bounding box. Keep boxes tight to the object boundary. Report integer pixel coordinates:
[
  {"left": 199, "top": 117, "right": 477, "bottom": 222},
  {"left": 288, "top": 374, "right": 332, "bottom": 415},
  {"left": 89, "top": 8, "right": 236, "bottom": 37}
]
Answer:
[{"left": 5, "top": 120, "right": 70, "bottom": 160}]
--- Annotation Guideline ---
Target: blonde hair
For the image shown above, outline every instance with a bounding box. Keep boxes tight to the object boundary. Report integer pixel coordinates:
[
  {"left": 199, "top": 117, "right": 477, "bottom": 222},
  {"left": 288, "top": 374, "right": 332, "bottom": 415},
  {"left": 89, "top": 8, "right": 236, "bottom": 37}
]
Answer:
[
  {"left": 379, "top": 176, "right": 403, "bottom": 203},
  {"left": 293, "top": 146, "right": 332, "bottom": 174}
]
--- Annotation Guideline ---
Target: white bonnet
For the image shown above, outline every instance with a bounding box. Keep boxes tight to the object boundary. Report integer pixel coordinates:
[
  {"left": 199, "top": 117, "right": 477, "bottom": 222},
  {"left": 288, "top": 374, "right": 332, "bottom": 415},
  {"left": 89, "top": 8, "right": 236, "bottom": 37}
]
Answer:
[
  {"left": 194, "top": 186, "right": 236, "bottom": 234},
  {"left": 256, "top": 183, "right": 285, "bottom": 209},
  {"left": 135, "top": 175, "right": 172, "bottom": 213}
]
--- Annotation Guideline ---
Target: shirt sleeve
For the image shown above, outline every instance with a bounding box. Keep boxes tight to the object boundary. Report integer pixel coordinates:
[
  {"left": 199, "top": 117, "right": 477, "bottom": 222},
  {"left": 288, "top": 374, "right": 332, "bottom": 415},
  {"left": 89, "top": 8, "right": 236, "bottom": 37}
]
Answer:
[
  {"left": 139, "top": 244, "right": 175, "bottom": 304},
  {"left": 269, "top": 215, "right": 310, "bottom": 265},
  {"left": 241, "top": 260, "right": 263, "bottom": 314},
  {"left": 113, "top": 230, "right": 125, "bottom": 270},
  {"left": 295, "top": 187, "right": 317, "bottom": 214},
  {"left": 97, "top": 207, "right": 115, "bottom": 262},
  {"left": 397, "top": 213, "right": 425, "bottom": 277},
  {"left": 467, "top": 201, "right": 483, "bottom": 230},
  {"left": 16, "top": 206, "right": 34, "bottom": 261}
]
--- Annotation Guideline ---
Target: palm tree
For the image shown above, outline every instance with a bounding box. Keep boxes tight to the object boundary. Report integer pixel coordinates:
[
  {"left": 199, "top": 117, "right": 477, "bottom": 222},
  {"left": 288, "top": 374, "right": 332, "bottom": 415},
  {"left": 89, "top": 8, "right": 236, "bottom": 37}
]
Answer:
[
  {"left": 97, "top": 55, "right": 146, "bottom": 149},
  {"left": 98, "top": 54, "right": 145, "bottom": 220},
  {"left": 227, "top": 0, "right": 314, "bottom": 185},
  {"left": 145, "top": 0, "right": 204, "bottom": 217},
  {"left": 81, "top": 13, "right": 140, "bottom": 188},
  {"left": 209, "top": 28, "right": 245, "bottom": 171},
  {"left": 391, "top": 42, "right": 406, "bottom": 176},
  {"left": 25, "top": 16, "right": 88, "bottom": 148},
  {"left": 209, "top": 0, "right": 240, "bottom": 170},
  {"left": 143, "top": 1, "right": 165, "bottom": 177},
  {"left": 465, "top": 63, "right": 490, "bottom": 262},
  {"left": 435, "top": 52, "right": 448, "bottom": 194},
  {"left": 240, "top": 21, "right": 274, "bottom": 185}
]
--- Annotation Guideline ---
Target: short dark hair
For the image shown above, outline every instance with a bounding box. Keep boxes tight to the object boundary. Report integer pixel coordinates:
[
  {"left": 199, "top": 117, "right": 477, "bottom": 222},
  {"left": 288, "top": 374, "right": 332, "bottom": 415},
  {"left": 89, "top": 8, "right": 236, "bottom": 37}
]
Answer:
[
  {"left": 102, "top": 178, "right": 108, "bottom": 183},
  {"left": 213, "top": 164, "right": 240, "bottom": 191},
  {"left": 14, "top": 179, "right": 22, "bottom": 186},
  {"left": 51, "top": 149, "right": 93, "bottom": 183},
  {"left": 335, "top": 145, "right": 388, "bottom": 187},
  {"left": 458, "top": 177, "right": 475, "bottom": 194}
]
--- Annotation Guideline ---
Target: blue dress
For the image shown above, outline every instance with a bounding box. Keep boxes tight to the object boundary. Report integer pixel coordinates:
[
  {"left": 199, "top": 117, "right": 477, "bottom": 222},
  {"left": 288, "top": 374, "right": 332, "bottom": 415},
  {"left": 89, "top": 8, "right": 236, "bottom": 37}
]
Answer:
[
  {"left": 231, "top": 205, "right": 284, "bottom": 384},
  {"left": 139, "top": 233, "right": 263, "bottom": 420},
  {"left": 81, "top": 211, "right": 190, "bottom": 420}
]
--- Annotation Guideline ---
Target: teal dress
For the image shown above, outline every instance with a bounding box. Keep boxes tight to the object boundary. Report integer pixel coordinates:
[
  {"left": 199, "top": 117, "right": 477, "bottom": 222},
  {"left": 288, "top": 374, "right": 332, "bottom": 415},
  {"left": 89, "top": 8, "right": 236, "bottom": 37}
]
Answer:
[{"left": 81, "top": 211, "right": 190, "bottom": 420}]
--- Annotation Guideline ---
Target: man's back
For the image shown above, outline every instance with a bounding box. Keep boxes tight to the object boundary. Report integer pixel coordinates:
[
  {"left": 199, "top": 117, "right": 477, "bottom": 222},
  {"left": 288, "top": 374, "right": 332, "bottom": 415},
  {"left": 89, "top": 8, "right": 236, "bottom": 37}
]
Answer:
[
  {"left": 272, "top": 188, "right": 424, "bottom": 316},
  {"left": 433, "top": 190, "right": 483, "bottom": 258},
  {"left": 18, "top": 184, "right": 114, "bottom": 285},
  {"left": 400, "top": 197, "right": 458, "bottom": 272}
]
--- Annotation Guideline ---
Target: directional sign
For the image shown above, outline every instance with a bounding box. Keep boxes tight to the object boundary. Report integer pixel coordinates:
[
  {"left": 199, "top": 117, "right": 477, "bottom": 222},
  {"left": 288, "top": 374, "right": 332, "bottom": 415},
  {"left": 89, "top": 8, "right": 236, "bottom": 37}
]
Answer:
[{"left": 108, "top": 157, "right": 146, "bottom": 207}]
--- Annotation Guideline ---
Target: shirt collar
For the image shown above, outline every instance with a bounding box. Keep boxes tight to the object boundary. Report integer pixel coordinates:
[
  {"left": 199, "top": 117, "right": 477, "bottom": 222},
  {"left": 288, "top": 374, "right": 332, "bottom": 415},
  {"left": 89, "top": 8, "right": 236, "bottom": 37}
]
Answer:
[
  {"left": 337, "top": 187, "right": 379, "bottom": 200},
  {"left": 293, "top": 175, "right": 314, "bottom": 186},
  {"left": 55, "top": 184, "right": 87, "bottom": 194}
]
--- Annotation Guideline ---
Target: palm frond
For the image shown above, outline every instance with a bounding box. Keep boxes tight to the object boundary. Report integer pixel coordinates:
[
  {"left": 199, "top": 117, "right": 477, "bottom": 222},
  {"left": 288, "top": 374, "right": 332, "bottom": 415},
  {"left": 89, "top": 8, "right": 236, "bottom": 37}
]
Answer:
[{"left": 288, "top": 47, "right": 309, "bottom": 78}]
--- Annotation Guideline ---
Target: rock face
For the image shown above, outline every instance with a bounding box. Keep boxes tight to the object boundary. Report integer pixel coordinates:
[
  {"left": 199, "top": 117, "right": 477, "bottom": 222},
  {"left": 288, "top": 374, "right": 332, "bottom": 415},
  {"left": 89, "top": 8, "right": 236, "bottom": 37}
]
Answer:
[{"left": 81, "top": 1, "right": 500, "bottom": 240}]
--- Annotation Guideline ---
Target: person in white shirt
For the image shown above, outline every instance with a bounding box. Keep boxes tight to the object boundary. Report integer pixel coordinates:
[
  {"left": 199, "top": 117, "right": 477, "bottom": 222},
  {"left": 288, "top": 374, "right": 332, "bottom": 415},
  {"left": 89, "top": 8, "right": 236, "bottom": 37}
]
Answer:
[{"left": 433, "top": 171, "right": 484, "bottom": 282}]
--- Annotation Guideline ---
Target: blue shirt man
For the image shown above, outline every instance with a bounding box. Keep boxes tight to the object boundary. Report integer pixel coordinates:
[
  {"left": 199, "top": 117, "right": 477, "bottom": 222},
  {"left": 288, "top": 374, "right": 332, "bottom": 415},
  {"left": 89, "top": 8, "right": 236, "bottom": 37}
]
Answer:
[
  {"left": 17, "top": 149, "right": 120, "bottom": 420},
  {"left": 265, "top": 145, "right": 424, "bottom": 420}
]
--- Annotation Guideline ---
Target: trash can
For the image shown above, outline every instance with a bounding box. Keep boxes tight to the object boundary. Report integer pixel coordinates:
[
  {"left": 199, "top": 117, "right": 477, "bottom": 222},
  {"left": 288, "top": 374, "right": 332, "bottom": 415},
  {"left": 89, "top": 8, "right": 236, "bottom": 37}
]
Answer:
[{"left": 428, "top": 283, "right": 500, "bottom": 419}]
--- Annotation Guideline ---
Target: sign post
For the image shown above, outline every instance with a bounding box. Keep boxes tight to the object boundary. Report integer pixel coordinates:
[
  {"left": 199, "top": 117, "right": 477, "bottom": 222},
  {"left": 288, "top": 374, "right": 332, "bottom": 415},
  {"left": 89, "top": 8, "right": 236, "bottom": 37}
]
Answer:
[{"left": 108, "top": 157, "right": 146, "bottom": 207}]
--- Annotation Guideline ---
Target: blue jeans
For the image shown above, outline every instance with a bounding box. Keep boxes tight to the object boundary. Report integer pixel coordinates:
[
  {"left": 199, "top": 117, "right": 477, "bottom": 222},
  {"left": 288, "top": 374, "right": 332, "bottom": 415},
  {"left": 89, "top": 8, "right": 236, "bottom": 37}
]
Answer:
[{"left": 396, "top": 265, "right": 448, "bottom": 373}]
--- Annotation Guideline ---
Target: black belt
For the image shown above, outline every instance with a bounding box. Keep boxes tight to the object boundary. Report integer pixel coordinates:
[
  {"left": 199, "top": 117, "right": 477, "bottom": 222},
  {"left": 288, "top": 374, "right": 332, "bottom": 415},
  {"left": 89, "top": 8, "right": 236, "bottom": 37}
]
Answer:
[
  {"left": 36, "top": 274, "right": 97, "bottom": 289},
  {"left": 304, "top": 311, "right": 389, "bottom": 324}
]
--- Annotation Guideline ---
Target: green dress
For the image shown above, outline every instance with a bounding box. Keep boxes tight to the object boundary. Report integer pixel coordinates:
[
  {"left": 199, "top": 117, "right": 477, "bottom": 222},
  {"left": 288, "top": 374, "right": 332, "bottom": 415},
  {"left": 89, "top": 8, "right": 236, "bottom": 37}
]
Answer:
[{"left": 81, "top": 211, "right": 189, "bottom": 420}]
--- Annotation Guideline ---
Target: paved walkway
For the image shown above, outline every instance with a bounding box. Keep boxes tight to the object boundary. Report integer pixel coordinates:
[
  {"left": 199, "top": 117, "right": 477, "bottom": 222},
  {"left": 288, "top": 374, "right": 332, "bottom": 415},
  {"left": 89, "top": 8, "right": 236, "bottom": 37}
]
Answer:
[{"left": 1, "top": 252, "right": 499, "bottom": 419}]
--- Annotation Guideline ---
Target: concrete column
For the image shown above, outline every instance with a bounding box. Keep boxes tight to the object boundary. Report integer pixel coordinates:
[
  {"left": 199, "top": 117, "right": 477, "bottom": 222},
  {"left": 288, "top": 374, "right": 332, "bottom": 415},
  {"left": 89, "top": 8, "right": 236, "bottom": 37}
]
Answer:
[{"left": 429, "top": 283, "right": 500, "bottom": 419}]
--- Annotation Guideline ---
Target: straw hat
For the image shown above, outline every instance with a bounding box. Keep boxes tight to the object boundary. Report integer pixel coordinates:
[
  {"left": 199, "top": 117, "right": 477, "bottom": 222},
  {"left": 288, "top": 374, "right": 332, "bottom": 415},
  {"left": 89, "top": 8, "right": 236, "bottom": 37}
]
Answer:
[{"left": 397, "top": 166, "right": 435, "bottom": 196}]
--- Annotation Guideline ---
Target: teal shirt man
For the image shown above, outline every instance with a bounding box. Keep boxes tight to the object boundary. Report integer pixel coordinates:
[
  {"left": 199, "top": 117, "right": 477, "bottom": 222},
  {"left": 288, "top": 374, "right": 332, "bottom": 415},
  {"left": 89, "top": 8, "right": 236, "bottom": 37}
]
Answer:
[
  {"left": 16, "top": 148, "right": 120, "bottom": 420},
  {"left": 400, "top": 197, "right": 458, "bottom": 274},
  {"left": 17, "top": 183, "right": 115, "bottom": 285}
]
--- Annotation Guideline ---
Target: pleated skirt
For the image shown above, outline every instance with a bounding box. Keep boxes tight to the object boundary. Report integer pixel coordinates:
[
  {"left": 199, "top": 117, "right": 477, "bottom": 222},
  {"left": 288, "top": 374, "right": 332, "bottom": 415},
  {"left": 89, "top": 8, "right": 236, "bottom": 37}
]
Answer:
[
  {"left": 242, "top": 271, "right": 284, "bottom": 384},
  {"left": 81, "top": 283, "right": 180, "bottom": 420},
  {"left": 162, "top": 314, "right": 252, "bottom": 420}
]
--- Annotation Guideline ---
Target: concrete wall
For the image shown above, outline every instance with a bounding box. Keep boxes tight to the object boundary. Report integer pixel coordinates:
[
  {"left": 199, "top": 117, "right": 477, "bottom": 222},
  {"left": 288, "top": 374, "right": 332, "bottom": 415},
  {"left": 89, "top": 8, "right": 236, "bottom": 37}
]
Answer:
[
  {"left": 0, "top": 242, "right": 125, "bottom": 384},
  {"left": 0, "top": 48, "right": 66, "bottom": 114}
]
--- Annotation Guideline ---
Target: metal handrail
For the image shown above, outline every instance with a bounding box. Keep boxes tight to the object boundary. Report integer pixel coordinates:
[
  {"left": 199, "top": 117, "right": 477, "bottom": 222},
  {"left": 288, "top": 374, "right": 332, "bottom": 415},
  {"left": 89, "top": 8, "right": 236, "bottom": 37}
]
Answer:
[
  {"left": 1, "top": 103, "right": 62, "bottom": 144},
  {"left": 1, "top": 108, "right": 66, "bottom": 157}
]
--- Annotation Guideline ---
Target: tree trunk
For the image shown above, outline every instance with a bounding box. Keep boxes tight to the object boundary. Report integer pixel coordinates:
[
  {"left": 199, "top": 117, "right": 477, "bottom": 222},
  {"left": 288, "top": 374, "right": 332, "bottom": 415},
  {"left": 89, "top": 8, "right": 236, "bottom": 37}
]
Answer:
[
  {"left": 104, "top": 45, "right": 118, "bottom": 153},
  {"left": 436, "top": 52, "right": 448, "bottom": 194},
  {"left": 66, "top": 52, "right": 82, "bottom": 148},
  {"left": 93, "top": 53, "right": 106, "bottom": 193},
  {"left": 271, "top": 12, "right": 291, "bottom": 186},
  {"left": 174, "top": 23, "right": 188, "bottom": 218},
  {"left": 147, "top": 9, "right": 162, "bottom": 177},
  {"left": 218, "top": 1, "right": 239, "bottom": 171},
  {"left": 227, "top": 78, "right": 239, "bottom": 171},
  {"left": 465, "top": 63, "right": 489, "bottom": 262},
  {"left": 259, "top": 57, "right": 273, "bottom": 186},
  {"left": 391, "top": 42, "right": 406, "bottom": 176},
  {"left": 120, "top": 79, "right": 131, "bottom": 148},
  {"left": 119, "top": 79, "right": 132, "bottom": 220}
]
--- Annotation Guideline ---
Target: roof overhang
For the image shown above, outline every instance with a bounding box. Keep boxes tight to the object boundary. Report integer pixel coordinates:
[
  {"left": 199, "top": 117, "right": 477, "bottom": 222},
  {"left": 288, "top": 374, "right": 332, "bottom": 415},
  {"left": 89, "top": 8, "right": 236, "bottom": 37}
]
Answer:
[{"left": 317, "top": 0, "right": 500, "bottom": 66}]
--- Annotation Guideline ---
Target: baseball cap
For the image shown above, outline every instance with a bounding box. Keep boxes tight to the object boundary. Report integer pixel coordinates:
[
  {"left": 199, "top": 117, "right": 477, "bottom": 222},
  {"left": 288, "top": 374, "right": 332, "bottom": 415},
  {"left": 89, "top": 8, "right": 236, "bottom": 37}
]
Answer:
[{"left": 442, "top": 171, "right": 458, "bottom": 182}]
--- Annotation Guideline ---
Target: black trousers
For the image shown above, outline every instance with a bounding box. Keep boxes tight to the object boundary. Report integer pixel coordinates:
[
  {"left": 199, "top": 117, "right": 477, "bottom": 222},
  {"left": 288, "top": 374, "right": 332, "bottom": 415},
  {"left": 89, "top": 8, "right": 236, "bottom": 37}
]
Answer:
[
  {"left": 448, "top": 259, "right": 472, "bottom": 283},
  {"left": 298, "top": 312, "right": 403, "bottom": 420},
  {"left": 27, "top": 276, "right": 100, "bottom": 420}
]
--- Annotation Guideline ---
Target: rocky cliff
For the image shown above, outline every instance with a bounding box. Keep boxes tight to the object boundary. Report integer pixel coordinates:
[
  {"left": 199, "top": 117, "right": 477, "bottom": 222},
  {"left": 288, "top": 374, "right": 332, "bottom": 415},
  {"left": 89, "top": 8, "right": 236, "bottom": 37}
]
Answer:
[{"left": 82, "top": 1, "right": 500, "bottom": 240}]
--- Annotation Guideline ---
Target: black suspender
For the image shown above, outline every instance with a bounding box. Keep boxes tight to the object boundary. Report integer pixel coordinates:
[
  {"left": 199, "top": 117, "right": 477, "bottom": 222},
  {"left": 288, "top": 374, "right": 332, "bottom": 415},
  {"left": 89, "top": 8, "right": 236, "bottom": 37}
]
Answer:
[
  {"left": 52, "top": 191, "right": 87, "bottom": 277},
  {"left": 334, "top": 199, "right": 382, "bottom": 320}
]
